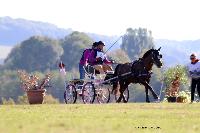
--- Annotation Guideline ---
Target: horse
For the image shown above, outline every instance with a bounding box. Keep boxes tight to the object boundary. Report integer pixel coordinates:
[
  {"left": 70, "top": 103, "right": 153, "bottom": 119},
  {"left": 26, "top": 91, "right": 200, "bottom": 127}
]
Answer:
[{"left": 112, "top": 47, "right": 163, "bottom": 103}]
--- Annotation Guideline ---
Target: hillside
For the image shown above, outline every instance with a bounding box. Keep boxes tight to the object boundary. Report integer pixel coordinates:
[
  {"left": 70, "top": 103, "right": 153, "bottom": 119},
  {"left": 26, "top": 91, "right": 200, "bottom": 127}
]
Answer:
[
  {"left": 0, "top": 16, "right": 72, "bottom": 45},
  {"left": 0, "top": 17, "right": 120, "bottom": 47},
  {"left": 0, "top": 17, "right": 199, "bottom": 66},
  {"left": 155, "top": 39, "right": 200, "bottom": 67}
]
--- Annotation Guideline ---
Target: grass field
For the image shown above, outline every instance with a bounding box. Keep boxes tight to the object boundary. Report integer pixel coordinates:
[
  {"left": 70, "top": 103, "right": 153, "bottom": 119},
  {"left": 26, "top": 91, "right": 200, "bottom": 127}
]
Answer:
[{"left": 0, "top": 103, "right": 199, "bottom": 133}]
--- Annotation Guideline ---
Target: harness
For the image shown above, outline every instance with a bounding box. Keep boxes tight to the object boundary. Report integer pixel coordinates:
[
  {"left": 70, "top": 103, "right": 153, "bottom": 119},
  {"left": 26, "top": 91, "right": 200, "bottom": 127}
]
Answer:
[
  {"left": 131, "top": 59, "right": 150, "bottom": 77},
  {"left": 112, "top": 59, "right": 151, "bottom": 83}
]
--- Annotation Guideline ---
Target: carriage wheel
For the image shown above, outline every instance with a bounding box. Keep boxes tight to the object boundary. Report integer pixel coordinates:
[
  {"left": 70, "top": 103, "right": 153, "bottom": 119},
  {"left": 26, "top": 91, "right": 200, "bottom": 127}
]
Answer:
[
  {"left": 115, "top": 87, "right": 129, "bottom": 103},
  {"left": 64, "top": 84, "right": 77, "bottom": 104},
  {"left": 82, "top": 82, "right": 95, "bottom": 104},
  {"left": 96, "top": 85, "right": 110, "bottom": 104}
]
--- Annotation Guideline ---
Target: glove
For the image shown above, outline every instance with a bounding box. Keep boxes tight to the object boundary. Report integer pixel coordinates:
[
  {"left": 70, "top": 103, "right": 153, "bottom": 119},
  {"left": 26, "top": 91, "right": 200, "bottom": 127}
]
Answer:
[{"left": 96, "top": 57, "right": 102, "bottom": 61}]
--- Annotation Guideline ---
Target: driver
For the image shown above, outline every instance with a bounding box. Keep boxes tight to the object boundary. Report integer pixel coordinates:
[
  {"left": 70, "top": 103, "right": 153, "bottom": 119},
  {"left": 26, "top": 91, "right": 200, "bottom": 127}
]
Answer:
[{"left": 88, "top": 41, "right": 114, "bottom": 74}]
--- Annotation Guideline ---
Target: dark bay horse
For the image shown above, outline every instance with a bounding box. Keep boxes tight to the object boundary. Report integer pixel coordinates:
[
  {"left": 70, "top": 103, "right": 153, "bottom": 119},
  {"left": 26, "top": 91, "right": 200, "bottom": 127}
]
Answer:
[{"left": 112, "top": 48, "right": 163, "bottom": 103}]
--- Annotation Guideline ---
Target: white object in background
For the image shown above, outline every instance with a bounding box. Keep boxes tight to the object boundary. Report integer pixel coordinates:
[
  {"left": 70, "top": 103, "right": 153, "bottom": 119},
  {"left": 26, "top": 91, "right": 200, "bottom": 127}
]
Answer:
[{"left": 60, "top": 68, "right": 66, "bottom": 76}]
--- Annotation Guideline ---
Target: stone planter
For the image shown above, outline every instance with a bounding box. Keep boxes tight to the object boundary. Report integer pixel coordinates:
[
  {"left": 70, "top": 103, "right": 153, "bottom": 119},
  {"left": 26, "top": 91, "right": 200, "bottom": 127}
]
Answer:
[
  {"left": 167, "top": 96, "right": 177, "bottom": 103},
  {"left": 26, "top": 89, "right": 46, "bottom": 104}
]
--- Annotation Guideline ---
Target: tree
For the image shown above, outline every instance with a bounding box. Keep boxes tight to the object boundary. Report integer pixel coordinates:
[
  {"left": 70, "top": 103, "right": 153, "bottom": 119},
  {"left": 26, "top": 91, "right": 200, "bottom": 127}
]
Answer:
[
  {"left": 4, "top": 36, "right": 63, "bottom": 72},
  {"left": 0, "top": 70, "right": 23, "bottom": 102},
  {"left": 108, "top": 49, "right": 130, "bottom": 64},
  {"left": 121, "top": 28, "right": 154, "bottom": 60},
  {"left": 60, "top": 31, "right": 93, "bottom": 70}
]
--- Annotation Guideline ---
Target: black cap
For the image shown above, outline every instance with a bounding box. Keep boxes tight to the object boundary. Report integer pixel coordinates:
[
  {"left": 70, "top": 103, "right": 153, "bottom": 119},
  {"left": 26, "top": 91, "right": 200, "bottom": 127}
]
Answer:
[
  {"left": 92, "top": 42, "right": 98, "bottom": 47},
  {"left": 190, "top": 53, "right": 196, "bottom": 59},
  {"left": 97, "top": 41, "right": 105, "bottom": 46},
  {"left": 190, "top": 53, "right": 196, "bottom": 57}
]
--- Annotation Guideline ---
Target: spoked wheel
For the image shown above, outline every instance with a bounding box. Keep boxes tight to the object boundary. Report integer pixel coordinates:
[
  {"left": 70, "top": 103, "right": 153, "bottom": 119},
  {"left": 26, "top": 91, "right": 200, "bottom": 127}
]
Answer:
[
  {"left": 115, "top": 87, "right": 129, "bottom": 103},
  {"left": 82, "top": 82, "right": 95, "bottom": 104},
  {"left": 64, "top": 84, "right": 77, "bottom": 104},
  {"left": 96, "top": 84, "right": 111, "bottom": 104}
]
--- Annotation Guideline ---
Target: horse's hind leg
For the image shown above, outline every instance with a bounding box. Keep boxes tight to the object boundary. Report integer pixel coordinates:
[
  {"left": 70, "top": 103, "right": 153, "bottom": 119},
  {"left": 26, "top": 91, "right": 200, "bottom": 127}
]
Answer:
[
  {"left": 116, "top": 89, "right": 123, "bottom": 103},
  {"left": 112, "top": 81, "right": 119, "bottom": 94},
  {"left": 122, "top": 83, "right": 129, "bottom": 103},
  {"left": 116, "top": 94, "right": 122, "bottom": 103},
  {"left": 116, "top": 82, "right": 124, "bottom": 103}
]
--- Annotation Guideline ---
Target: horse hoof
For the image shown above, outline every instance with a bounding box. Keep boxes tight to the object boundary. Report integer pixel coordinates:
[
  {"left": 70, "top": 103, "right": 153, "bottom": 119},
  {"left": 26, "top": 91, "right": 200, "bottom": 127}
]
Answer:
[
  {"left": 123, "top": 100, "right": 128, "bottom": 103},
  {"left": 155, "top": 97, "right": 160, "bottom": 103},
  {"left": 116, "top": 99, "right": 121, "bottom": 103},
  {"left": 154, "top": 100, "right": 160, "bottom": 103},
  {"left": 153, "top": 95, "right": 158, "bottom": 100}
]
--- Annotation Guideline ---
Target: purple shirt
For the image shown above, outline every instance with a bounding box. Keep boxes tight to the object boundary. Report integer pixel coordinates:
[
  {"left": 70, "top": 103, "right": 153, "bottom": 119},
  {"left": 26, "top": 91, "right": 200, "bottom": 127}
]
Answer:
[{"left": 79, "top": 49, "right": 91, "bottom": 65}]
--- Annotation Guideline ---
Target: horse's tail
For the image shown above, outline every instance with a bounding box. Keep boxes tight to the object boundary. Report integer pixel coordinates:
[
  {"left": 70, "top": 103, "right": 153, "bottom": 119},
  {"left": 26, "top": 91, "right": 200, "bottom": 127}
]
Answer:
[{"left": 112, "top": 64, "right": 120, "bottom": 94}]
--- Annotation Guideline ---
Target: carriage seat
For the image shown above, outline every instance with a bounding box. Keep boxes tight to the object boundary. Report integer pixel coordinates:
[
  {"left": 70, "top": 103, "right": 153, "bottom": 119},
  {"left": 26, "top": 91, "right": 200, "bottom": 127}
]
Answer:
[{"left": 84, "top": 65, "right": 100, "bottom": 75}]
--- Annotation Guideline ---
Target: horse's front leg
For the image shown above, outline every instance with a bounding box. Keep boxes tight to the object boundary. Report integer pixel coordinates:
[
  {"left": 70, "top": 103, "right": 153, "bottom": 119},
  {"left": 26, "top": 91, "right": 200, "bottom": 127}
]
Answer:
[
  {"left": 142, "top": 81, "right": 158, "bottom": 100},
  {"left": 145, "top": 88, "right": 150, "bottom": 103}
]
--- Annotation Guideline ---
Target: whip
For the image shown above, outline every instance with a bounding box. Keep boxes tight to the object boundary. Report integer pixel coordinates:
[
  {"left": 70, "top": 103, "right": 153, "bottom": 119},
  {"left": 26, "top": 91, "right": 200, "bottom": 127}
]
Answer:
[{"left": 104, "top": 35, "right": 123, "bottom": 54}]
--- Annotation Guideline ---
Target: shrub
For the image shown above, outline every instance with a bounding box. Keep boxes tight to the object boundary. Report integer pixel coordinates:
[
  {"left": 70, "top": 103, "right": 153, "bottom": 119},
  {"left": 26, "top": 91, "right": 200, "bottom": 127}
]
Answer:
[
  {"left": 43, "top": 94, "right": 60, "bottom": 104},
  {"left": 17, "top": 94, "right": 28, "bottom": 104},
  {"left": 1, "top": 97, "right": 15, "bottom": 105}
]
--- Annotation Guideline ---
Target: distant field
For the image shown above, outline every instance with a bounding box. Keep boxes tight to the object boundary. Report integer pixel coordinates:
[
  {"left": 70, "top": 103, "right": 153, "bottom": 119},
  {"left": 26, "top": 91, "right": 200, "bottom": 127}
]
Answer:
[{"left": 0, "top": 103, "right": 199, "bottom": 133}]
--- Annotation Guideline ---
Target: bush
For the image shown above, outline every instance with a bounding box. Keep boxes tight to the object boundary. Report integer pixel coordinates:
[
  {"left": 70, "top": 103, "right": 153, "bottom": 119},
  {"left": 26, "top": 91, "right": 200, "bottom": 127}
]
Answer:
[
  {"left": 1, "top": 97, "right": 15, "bottom": 105},
  {"left": 43, "top": 94, "right": 60, "bottom": 104},
  {"left": 17, "top": 94, "right": 28, "bottom": 104},
  {"left": 164, "top": 65, "right": 189, "bottom": 88},
  {"left": 164, "top": 65, "right": 189, "bottom": 97}
]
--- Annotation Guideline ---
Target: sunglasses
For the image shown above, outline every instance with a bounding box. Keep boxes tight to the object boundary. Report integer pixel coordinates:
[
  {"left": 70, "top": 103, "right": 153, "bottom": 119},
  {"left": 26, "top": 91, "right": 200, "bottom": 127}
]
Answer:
[{"left": 190, "top": 58, "right": 195, "bottom": 60}]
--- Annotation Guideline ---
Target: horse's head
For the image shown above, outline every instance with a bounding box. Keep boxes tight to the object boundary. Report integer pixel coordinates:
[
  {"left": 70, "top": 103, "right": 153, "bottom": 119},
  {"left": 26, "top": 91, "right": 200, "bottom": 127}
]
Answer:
[
  {"left": 151, "top": 47, "right": 163, "bottom": 68},
  {"left": 142, "top": 47, "right": 163, "bottom": 68}
]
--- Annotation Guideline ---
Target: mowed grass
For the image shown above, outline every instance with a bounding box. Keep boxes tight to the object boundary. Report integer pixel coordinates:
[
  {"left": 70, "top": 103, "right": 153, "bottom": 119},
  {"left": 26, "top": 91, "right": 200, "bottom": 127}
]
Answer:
[{"left": 0, "top": 103, "right": 200, "bottom": 133}]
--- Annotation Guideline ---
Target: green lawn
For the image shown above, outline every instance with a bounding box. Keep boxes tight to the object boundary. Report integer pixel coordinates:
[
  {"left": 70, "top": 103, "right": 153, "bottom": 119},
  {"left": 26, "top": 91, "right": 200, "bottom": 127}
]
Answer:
[{"left": 0, "top": 103, "right": 199, "bottom": 133}]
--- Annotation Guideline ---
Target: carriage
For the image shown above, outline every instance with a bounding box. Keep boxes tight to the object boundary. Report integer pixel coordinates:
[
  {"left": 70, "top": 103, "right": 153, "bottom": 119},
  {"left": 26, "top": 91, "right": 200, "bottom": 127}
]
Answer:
[
  {"left": 64, "top": 48, "right": 163, "bottom": 104},
  {"left": 64, "top": 65, "right": 129, "bottom": 104}
]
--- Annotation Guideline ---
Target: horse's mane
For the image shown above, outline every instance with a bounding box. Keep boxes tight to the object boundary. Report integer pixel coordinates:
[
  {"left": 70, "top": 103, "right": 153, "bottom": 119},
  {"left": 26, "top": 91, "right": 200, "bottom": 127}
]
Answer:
[{"left": 142, "top": 49, "right": 154, "bottom": 59}]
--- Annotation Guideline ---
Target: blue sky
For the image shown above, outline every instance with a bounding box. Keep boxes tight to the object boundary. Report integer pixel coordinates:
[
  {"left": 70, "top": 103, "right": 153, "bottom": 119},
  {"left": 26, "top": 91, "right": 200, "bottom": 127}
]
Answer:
[{"left": 0, "top": 0, "right": 200, "bottom": 40}]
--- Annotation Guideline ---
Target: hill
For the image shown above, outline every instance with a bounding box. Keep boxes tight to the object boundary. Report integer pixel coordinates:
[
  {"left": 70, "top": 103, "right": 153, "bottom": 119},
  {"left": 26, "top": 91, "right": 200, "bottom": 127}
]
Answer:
[
  {"left": 0, "top": 16, "right": 72, "bottom": 45},
  {"left": 0, "top": 16, "right": 120, "bottom": 47},
  {"left": 0, "top": 17, "right": 199, "bottom": 67},
  {"left": 155, "top": 39, "right": 200, "bottom": 67}
]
